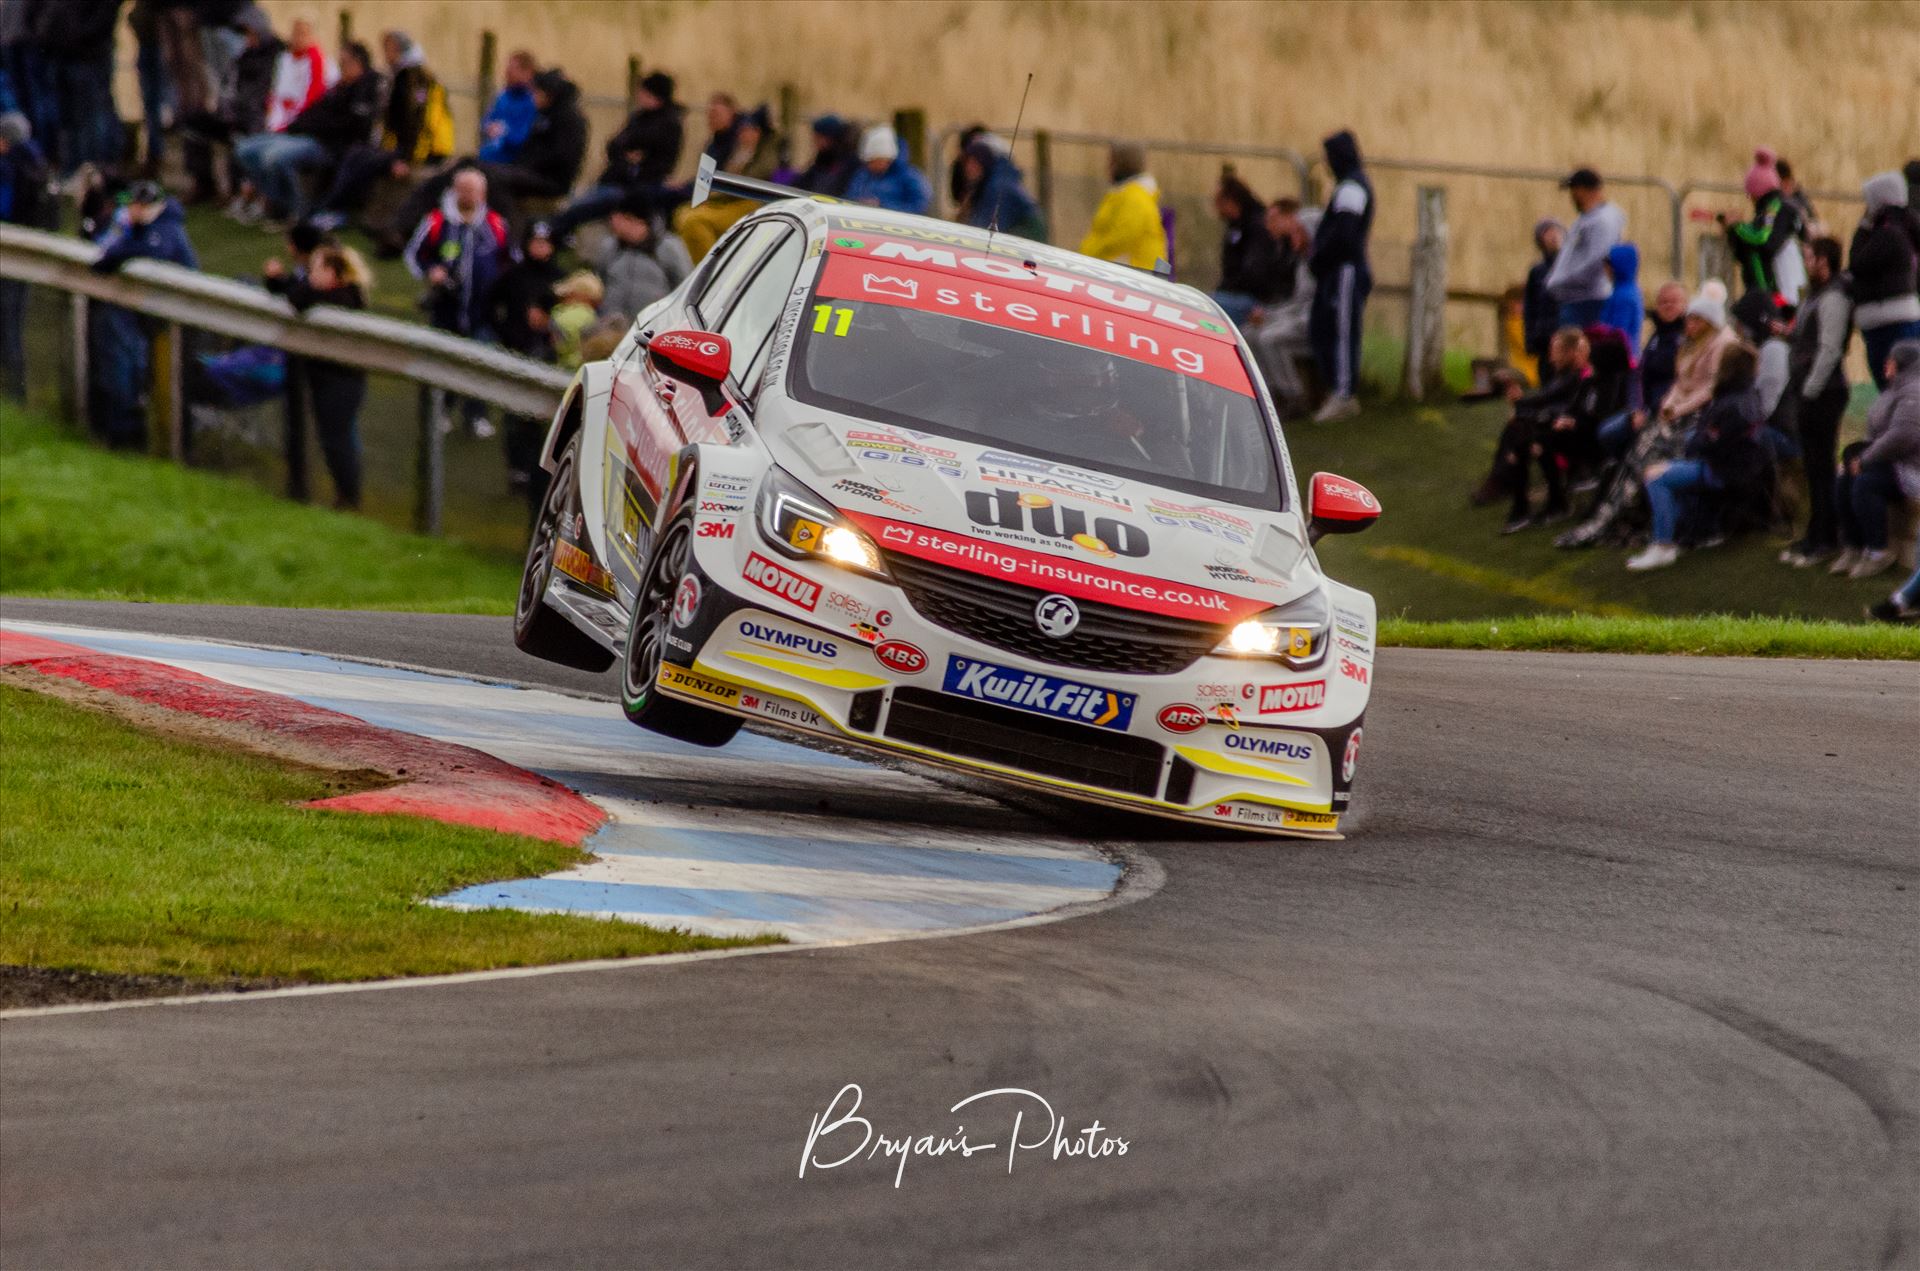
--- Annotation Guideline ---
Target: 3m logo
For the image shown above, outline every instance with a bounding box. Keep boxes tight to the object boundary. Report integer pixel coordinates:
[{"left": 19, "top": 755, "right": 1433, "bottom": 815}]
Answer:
[
  {"left": 1256, "top": 680, "right": 1326, "bottom": 714},
  {"left": 696, "top": 521, "right": 736, "bottom": 539},
  {"left": 743, "top": 552, "right": 820, "bottom": 611},
  {"left": 1339, "top": 657, "right": 1369, "bottom": 685},
  {"left": 874, "top": 640, "right": 928, "bottom": 674}
]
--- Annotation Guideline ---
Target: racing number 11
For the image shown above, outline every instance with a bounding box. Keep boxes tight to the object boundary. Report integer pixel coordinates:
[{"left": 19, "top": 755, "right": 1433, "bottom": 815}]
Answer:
[{"left": 812, "top": 304, "right": 854, "bottom": 337}]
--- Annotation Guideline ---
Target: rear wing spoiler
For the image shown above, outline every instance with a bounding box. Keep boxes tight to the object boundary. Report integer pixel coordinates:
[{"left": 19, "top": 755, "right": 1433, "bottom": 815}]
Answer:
[{"left": 689, "top": 154, "right": 835, "bottom": 208}]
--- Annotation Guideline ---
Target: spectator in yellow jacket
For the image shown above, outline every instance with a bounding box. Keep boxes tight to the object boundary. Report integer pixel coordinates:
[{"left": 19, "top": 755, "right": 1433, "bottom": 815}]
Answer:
[{"left": 1079, "top": 142, "right": 1168, "bottom": 271}]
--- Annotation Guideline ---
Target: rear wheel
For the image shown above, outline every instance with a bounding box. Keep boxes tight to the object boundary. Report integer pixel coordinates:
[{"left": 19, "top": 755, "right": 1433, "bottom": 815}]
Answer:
[
  {"left": 620, "top": 508, "right": 742, "bottom": 747},
  {"left": 513, "top": 437, "right": 617, "bottom": 672}
]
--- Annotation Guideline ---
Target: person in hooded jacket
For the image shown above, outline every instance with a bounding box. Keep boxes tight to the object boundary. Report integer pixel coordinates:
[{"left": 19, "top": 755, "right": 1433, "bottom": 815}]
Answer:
[
  {"left": 481, "top": 68, "right": 587, "bottom": 204},
  {"left": 1719, "top": 148, "right": 1805, "bottom": 305},
  {"left": 86, "top": 181, "right": 198, "bottom": 448},
  {"left": 1522, "top": 218, "right": 1564, "bottom": 377},
  {"left": 1627, "top": 341, "right": 1769, "bottom": 570},
  {"left": 1833, "top": 340, "right": 1920, "bottom": 581},
  {"left": 1599, "top": 242, "right": 1644, "bottom": 357},
  {"left": 588, "top": 190, "right": 692, "bottom": 323},
  {"left": 954, "top": 132, "right": 1043, "bottom": 240},
  {"left": 1207, "top": 167, "right": 1286, "bottom": 329},
  {"left": 792, "top": 114, "right": 859, "bottom": 198},
  {"left": 844, "top": 123, "right": 931, "bottom": 215},
  {"left": 1848, "top": 171, "right": 1920, "bottom": 389},
  {"left": 311, "top": 30, "right": 453, "bottom": 224},
  {"left": 1307, "top": 129, "right": 1372, "bottom": 422},
  {"left": 1078, "top": 141, "right": 1166, "bottom": 271},
  {"left": 548, "top": 71, "right": 684, "bottom": 242},
  {"left": 0, "top": 111, "right": 50, "bottom": 398}
]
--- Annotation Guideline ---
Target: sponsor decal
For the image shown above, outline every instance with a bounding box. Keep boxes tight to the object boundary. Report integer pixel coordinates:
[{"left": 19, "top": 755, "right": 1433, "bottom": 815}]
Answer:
[
  {"left": 552, "top": 540, "right": 613, "bottom": 593},
  {"left": 1334, "top": 605, "right": 1373, "bottom": 639},
  {"left": 852, "top": 622, "right": 883, "bottom": 643},
  {"left": 1335, "top": 632, "right": 1372, "bottom": 659},
  {"left": 738, "top": 618, "right": 840, "bottom": 660},
  {"left": 941, "top": 656, "right": 1135, "bottom": 731},
  {"left": 665, "top": 633, "right": 694, "bottom": 654},
  {"left": 965, "top": 488, "right": 1150, "bottom": 558},
  {"left": 1034, "top": 594, "right": 1080, "bottom": 638},
  {"left": 1317, "top": 476, "right": 1379, "bottom": 512},
  {"left": 823, "top": 589, "right": 873, "bottom": 623},
  {"left": 860, "top": 273, "right": 918, "bottom": 301},
  {"left": 652, "top": 332, "right": 724, "bottom": 359},
  {"left": 874, "top": 640, "right": 928, "bottom": 674},
  {"left": 1342, "top": 727, "right": 1362, "bottom": 783},
  {"left": 1223, "top": 732, "right": 1313, "bottom": 762},
  {"left": 657, "top": 664, "right": 739, "bottom": 707},
  {"left": 1282, "top": 809, "right": 1339, "bottom": 831},
  {"left": 739, "top": 691, "right": 825, "bottom": 730},
  {"left": 1256, "top": 680, "right": 1326, "bottom": 714},
  {"left": 699, "top": 498, "right": 744, "bottom": 514},
  {"left": 832, "top": 478, "right": 919, "bottom": 516},
  {"left": 1157, "top": 703, "right": 1207, "bottom": 734},
  {"left": 814, "top": 253, "right": 1248, "bottom": 394},
  {"left": 743, "top": 552, "right": 821, "bottom": 611},
  {"left": 1210, "top": 703, "right": 1241, "bottom": 728},
  {"left": 844, "top": 429, "right": 966, "bottom": 478},
  {"left": 1146, "top": 499, "right": 1255, "bottom": 546},
  {"left": 976, "top": 465, "right": 1134, "bottom": 514},
  {"left": 1339, "top": 656, "right": 1369, "bottom": 685},
  {"left": 1194, "top": 682, "right": 1239, "bottom": 702},
  {"left": 845, "top": 512, "right": 1265, "bottom": 624},
  {"left": 706, "top": 475, "right": 754, "bottom": 494},
  {"left": 1207, "top": 802, "right": 1337, "bottom": 831},
  {"left": 696, "top": 520, "right": 736, "bottom": 539},
  {"left": 976, "top": 449, "right": 1127, "bottom": 492},
  {"left": 672, "top": 575, "right": 701, "bottom": 628}
]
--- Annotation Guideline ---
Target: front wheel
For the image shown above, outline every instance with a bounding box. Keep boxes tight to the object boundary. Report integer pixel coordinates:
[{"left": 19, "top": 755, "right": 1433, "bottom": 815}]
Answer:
[
  {"left": 619, "top": 508, "right": 742, "bottom": 748},
  {"left": 513, "top": 437, "right": 616, "bottom": 672}
]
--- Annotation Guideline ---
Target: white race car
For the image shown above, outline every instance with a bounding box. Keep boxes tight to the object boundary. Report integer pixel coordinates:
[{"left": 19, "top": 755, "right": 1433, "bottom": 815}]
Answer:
[{"left": 515, "top": 171, "right": 1382, "bottom": 837}]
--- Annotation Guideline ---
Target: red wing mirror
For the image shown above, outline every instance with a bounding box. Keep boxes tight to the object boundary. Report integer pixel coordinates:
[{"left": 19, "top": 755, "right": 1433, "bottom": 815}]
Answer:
[
  {"left": 1306, "top": 472, "right": 1381, "bottom": 545},
  {"left": 647, "top": 329, "right": 732, "bottom": 413}
]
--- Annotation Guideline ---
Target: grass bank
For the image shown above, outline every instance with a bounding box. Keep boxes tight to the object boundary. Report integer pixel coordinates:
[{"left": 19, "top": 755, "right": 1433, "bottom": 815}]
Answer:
[
  {"left": 0, "top": 401, "right": 519, "bottom": 612},
  {"left": 0, "top": 684, "right": 766, "bottom": 985},
  {"left": 1383, "top": 614, "right": 1920, "bottom": 661}
]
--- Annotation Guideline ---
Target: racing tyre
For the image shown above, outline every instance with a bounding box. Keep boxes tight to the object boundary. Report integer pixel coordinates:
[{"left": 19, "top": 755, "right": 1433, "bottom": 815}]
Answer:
[
  {"left": 620, "top": 508, "right": 743, "bottom": 747},
  {"left": 514, "top": 438, "right": 617, "bottom": 672}
]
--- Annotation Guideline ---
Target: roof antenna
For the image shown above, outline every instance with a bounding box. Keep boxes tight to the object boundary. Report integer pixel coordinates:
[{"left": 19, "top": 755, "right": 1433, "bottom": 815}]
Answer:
[{"left": 986, "top": 71, "right": 1035, "bottom": 257}]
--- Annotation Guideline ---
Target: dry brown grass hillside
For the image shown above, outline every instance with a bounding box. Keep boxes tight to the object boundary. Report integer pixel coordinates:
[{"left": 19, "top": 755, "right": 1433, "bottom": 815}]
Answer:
[{"left": 254, "top": 0, "right": 1917, "bottom": 348}]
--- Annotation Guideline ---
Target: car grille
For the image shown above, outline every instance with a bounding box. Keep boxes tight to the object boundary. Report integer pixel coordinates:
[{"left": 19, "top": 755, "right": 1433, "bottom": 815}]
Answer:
[
  {"left": 883, "top": 551, "right": 1226, "bottom": 676},
  {"left": 884, "top": 688, "right": 1166, "bottom": 798}
]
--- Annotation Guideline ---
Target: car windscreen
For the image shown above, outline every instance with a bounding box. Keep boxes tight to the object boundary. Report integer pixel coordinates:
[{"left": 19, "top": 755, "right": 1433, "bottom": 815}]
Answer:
[{"left": 786, "top": 284, "right": 1286, "bottom": 510}]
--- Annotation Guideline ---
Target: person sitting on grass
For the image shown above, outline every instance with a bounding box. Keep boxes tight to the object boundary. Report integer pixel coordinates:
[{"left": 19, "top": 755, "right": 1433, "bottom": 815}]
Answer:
[
  {"left": 1626, "top": 341, "right": 1768, "bottom": 571},
  {"left": 234, "top": 37, "right": 378, "bottom": 228},
  {"left": 1831, "top": 340, "right": 1920, "bottom": 581},
  {"left": 1207, "top": 166, "right": 1287, "bottom": 330},
  {"left": 1474, "top": 326, "right": 1591, "bottom": 533}
]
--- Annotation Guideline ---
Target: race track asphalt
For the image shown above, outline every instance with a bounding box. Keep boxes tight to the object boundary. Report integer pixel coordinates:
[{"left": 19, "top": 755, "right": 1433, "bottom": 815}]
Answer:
[{"left": 2, "top": 597, "right": 1916, "bottom": 1269}]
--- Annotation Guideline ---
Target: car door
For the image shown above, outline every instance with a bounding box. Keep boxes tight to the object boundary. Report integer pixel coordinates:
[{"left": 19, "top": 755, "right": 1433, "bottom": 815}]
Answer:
[{"left": 674, "top": 220, "right": 806, "bottom": 444}]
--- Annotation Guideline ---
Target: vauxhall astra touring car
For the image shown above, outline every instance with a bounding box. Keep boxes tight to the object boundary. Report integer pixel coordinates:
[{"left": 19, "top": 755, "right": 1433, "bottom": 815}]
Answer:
[{"left": 512, "top": 169, "right": 1383, "bottom": 837}]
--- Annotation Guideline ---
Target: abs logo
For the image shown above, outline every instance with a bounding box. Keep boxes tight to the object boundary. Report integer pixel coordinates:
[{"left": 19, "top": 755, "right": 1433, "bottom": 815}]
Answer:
[
  {"left": 1034, "top": 593, "right": 1080, "bottom": 639},
  {"left": 964, "top": 489, "right": 1150, "bottom": 558},
  {"left": 738, "top": 619, "right": 838, "bottom": 659},
  {"left": 742, "top": 552, "right": 820, "bottom": 611},
  {"left": 696, "top": 521, "right": 736, "bottom": 539},
  {"left": 874, "top": 640, "right": 928, "bottom": 674},
  {"left": 1224, "top": 732, "right": 1313, "bottom": 763},
  {"left": 1256, "top": 680, "right": 1326, "bottom": 714},
  {"left": 1156, "top": 703, "right": 1207, "bottom": 734}
]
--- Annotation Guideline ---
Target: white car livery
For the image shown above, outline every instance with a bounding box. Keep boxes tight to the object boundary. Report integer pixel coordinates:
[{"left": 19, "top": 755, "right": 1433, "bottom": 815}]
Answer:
[{"left": 514, "top": 178, "right": 1383, "bottom": 838}]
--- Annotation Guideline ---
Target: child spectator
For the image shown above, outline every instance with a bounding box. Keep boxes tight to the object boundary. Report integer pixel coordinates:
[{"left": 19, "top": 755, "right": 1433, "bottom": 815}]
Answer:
[
  {"left": 273, "top": 243, "right": 371, "bottom": 508},
  {"left": 1849, "top": 171, "right": 1920, "bottom": 389},
  {"left": 1779, "top": 238, "right": 1854, "bottom": 567},
  {"left": 1207, "top": 167, "right": 1286, "bottom": 329},
  {"left": 1522, "top": 219, "right": 1564, "bottom": 376},
  {"left": 1832, "top": 340, "right": 1920, "bottom": 579},
  {"left": 549, "top": 271, "right": 603, "bottom": 371},
  {"left": 1627, "top": 342, "right": 1768, "bottom": 571},
  {"left": 1599, "top": 243, "right": 1644, "bottom": 357},
  {"left": 588, "top": 192, "right": 692, "bottom": 323},
  {"left": 844, "top": 122, "right": 931, "bottom": 215}
]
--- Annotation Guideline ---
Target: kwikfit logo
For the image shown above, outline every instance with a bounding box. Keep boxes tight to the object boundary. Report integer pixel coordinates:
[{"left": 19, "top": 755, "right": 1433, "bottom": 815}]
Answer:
[
  {"left": 739, "top": 620, "right": 837, "bottom": 659},
  {"left": 743, "top": 552, "right": 820, "bottom": 611},
  {"left": 1224, "top": 732, "right": 1313, "bottom": 762},
  {"left": 965, "top": 489, "right": 1150, "bottom": 557},
  {"left": 941, "top": 656, "right": 1134, "bottom": 730}
]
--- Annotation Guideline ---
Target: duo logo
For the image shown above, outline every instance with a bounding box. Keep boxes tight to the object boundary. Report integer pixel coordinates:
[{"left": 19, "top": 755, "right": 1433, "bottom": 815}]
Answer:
[{"left": 940, "top": 656, "right": 1134, "bottom": 731}]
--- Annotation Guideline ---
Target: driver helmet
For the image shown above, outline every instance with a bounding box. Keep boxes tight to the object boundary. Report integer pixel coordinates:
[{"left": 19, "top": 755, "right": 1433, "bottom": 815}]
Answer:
[{"left": 1031, "top": 345, "right": 1121, "bottom": 423}]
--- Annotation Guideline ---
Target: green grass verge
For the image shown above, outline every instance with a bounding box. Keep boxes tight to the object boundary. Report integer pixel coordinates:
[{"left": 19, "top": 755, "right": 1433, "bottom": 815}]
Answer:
[
  {"left": 0, "top": 684, "right": 769, "bottom": 983},
  {"left": 1383, "top": 614, "right": 1920, "bottom": 659},
  {"left": 1, "top": 400, "right": 519, "bottom": 612}
]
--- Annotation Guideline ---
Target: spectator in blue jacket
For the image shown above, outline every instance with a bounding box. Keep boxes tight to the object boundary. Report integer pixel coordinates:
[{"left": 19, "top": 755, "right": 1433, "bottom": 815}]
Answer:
[
  {"left": 845, "top": 125, "right": 930, "bottom": 215},
  {"left": 1599, "top": 242, "right": 1644, "bottom": 358},
  {"left": 476, "top": 50, "right": 538, "bottom": 164},
  {"left": 87, "top": 181, "right": 198, "bottom": 449},
  {"left": 954, "top": 133, "right": 1043, "bottom": 240}
]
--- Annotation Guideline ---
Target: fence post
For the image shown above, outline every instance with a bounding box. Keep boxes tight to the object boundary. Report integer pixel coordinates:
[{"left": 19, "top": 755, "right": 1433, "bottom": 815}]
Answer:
[
  {"left": 475, "top": 31, "right": 497, "bottom": 148},
  {"left": 65, "top": 293, "right": 90, "bottom": 432},
  {"left": 1401, "top": 186, "right": 1448, "bottom": 400},
  {"left": 1697, "top": 231, "right": 1734, "bottom": 292},
  {"left": 1033, "top": 128, "right": 1054, "bottom": 244},
  {"left": 626, "top": 55, "right": 641, "bottom": 104},
  {"left": 416, "top": 384, "right": 443, "bottom": 535},
  {"left": 777, "top": 82, "right": 799, "bottom": 156},
  {"left": 337, "top": 9, "right": 352, "bottom": 46},
  {"left": 150, "top": 321, "right": 185, "bottom": 461},
  {"left": 892, "top": 107, "right": 927, "bottom": 174}
]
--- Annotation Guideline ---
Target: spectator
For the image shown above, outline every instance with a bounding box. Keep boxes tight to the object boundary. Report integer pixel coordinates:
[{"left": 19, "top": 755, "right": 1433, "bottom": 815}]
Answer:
[
  {"left": 1522, "top": 218, "right": 1564, "bottom": 376},
  {"left": 1307, "top": 129, "right": 1373, "bottom": 423},
  {"left": 1849, "top": 170, "right": 1920, "bottom": 389},
  {"left": 698, "top": 92, "right": 740, "bottom": 165},
  {"left": 85, "top": 180, "right": 198, "bottom": 448},
  {"left": 271, "top": 242, "right": 370, "bottom": 508},
  {"left": 680, "top": 104, "right": 780, "bottom": 260},
  {"left": 1208, "top": 167, "right": 1286, "bottom": 329},
  {"left": 1636, "top": 280, "right": 1690, "bottom": 419},
  {"left": 954, "top": 132, "right": 1043, "bottom": 240},
  {"left": 1867, "top": 564, "right": 1920, "bottom": 624},
  {"left": 1776, "top": 157, "right": 1818, "bottom": 237},
  {"left": 476, "top": 49, "right": 537, "bottom": 164},
  {"left": 588, "top": 191, "right": 692, "bottom": 323},
  {"left": 792, "top": 114, "right": 859, "bottom": 198},
  {"left": 486, "top": 219, "right": 564, "bottom": 516},
  {"left": 128, "top": 0, "right": 168, "bottom": 178},
  {"left": 179, "top": 6, "right": 280, "bottom": 205},
  {"left": 1478, "top": 326, "right": 1591, "bottom": 532},
  {"left": 1079, "top": 140, "right": 1166, "bottom": 272},
  {"left": 0, "top": 110, "right": 50, "bottom": 399},
  {"left": 1627, "top": 342, "right": 1768, "bottom": 571},
  {"left": 844, "top": 122, "right": 931, "bottom": 214},
  {"left": 947, "top": 122, "right": 988, "bottom": 206},
  {"left": 1719, "top": 147, "right": 1805, "bottom": 305},
  {"left": 1599, "top": 242, "right": 1644, "bottom": 357},
  {"left": 226, "top": 17, "right": 334, "bottom": 222},
  {"left": 310, "top": 30, "right": 452, "bottom": 225},
  {"left": 1832, "top": 340, "right": 1920, "bottom": 579},
  {"left": 1249, "top": 202, "right": 1318, "bottom": 415},
  {"left": 406, "top": 166, "right": 513, "bottom": 433},
  {"left": 1778, "top": 237, "right": 1854, "bottom": 568},
  {"left": 548, "top": 270, "right": 602, "bottom": 370},
  {"left": 549, "top": 70, "right": 684, "bottom": 241},
  {"left": 30, "top": 0, "right": 123, "bottom": 173},
  {"left": 1545, "top": 167, "right": 1624, "bottom": 328},
  {"left": 234, "top": 39, "right": 379, "bottom": 226}
]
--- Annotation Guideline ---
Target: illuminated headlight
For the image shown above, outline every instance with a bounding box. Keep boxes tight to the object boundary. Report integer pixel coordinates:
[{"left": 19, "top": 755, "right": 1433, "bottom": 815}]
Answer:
[
  {"left": 756, "top": 468, "right": 889, "bottom": 578},
  {"left": 1212, "top": 588, "right": 1330, "bottom": 667}
]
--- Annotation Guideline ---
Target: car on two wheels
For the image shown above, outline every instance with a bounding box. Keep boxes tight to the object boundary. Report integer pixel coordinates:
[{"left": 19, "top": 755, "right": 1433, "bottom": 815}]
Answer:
[{"left": 514, "top": 187, "right": 1382, "bottom": 837}]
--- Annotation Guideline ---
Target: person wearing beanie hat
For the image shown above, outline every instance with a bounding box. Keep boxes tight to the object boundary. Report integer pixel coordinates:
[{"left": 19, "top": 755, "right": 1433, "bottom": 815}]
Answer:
[
  {"left": 1719, "top": 145, "right": 1805, "bottom": 304},
  {"left": 1849, "top": 171, "right": 1920, "bottom": 389},
  {"left": 548, "top": 67, "right": 687, "bottom": 243},
  {"left": 1834, "top": 339, "right": 1920, "bottom": 579},
  {"left": 1522, "top": 218, "right": 1565, "bottom": 375},
  {"left": 793, "top": 114, "right": 860, "bottom": 198},
  {"left": 844, "top": 123, "right": 932, "bottom": 215}
]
